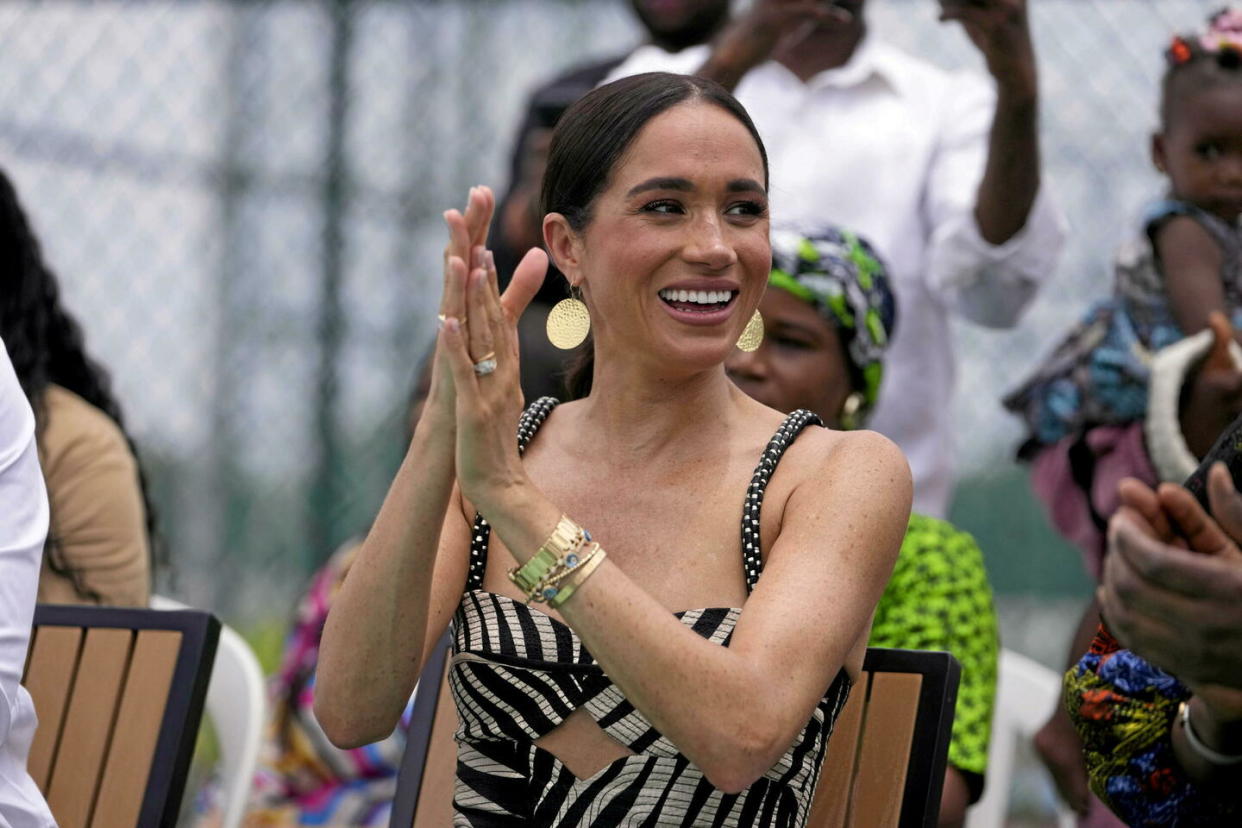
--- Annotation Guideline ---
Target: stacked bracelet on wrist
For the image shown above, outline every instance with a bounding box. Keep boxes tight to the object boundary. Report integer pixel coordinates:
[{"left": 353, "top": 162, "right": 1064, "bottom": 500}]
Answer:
[
  {"left": 1179, "top": 702, "right": 1242, "bottom": 766},
  {"left": 508, "top": 515, "right": 607, "bottom": 607}
]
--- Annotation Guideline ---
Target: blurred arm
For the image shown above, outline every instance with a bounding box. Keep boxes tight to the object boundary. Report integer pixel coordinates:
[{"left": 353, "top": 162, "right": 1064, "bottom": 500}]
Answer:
[
  {"left": 924, "top": 74, "right": 1065, "bottom": 329},
  {"left": 0, "top": 347, "right": 49, "bottom": 746}
]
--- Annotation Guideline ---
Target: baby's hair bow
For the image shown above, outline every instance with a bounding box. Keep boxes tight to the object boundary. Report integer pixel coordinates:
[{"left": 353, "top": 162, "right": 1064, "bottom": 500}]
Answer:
[{"left": 1202, "top": 7, "right": 1242, "bottom": 55}]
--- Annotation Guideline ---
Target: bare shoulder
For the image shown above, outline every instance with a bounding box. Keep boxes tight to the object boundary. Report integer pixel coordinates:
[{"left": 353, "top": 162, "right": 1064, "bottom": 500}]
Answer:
[{"left": 785, "top": 426, "right": 911, "bottom": 494}]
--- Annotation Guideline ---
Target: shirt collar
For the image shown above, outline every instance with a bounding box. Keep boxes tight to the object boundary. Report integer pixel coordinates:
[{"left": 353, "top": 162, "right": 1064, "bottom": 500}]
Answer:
[{"left": 798, "top": 36, "right": 896, "bottom": 92}]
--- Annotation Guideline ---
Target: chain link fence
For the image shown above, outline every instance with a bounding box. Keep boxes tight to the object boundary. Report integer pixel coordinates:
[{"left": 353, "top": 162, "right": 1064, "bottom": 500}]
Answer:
[{"left": 0, "top": 0, "right": 1221, "bottom": 633}]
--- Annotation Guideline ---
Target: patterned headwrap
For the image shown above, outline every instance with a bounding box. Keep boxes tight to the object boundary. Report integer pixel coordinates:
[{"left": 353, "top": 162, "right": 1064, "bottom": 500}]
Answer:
[{"left": 768, "top": 226, "right": 896, "bottom": 427}]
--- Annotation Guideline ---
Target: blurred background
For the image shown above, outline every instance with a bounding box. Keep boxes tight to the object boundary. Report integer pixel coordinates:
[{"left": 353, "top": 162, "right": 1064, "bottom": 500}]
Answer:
[{"left": 0, "top": 0, "right": 1215, "bottom": 706}]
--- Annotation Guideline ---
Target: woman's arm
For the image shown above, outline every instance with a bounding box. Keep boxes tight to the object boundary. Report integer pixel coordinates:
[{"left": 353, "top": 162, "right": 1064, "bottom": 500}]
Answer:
[
  {"left": 316, "top": 188, "right": 497, "bottom": 747},
  {"left": 314, "top": 420, "right": 470, "bottom": 748}
]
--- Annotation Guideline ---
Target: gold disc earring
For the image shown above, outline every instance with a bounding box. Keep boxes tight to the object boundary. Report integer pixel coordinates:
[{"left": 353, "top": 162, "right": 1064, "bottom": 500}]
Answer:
[
  {"left": 546, "top": 287, "right": 591, "bottom": 350},
  {"left": 736, "top": 310, "right": 764, "bottom": 352}
]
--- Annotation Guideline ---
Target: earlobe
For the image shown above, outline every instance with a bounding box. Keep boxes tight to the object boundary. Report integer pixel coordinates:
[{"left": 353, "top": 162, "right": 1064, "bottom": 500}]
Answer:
[{"left": 543, "top": 213, "right": 583, "bottom": 285}]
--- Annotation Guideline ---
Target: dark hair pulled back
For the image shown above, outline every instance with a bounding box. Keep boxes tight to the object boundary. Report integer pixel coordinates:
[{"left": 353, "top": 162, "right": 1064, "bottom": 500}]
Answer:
[
  {"left": 539, "top": 72, "right": 769, "bottom": 399},
  {"left": 0, "top": 167, "right": 162, "bottom": 599}
]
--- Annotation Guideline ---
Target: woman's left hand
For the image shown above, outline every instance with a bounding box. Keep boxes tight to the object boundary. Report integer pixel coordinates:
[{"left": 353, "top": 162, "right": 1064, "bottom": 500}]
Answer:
[{"left": 440, "top": 217, "right": 549, "bottom": 517}]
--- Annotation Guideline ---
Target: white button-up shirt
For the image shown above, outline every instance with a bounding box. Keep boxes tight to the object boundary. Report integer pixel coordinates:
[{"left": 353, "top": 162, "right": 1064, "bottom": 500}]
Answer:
[
  {"left": 606, "top": 39, "right": 1066, "bottom": 516},
  {"left": 0, "top": 338, "right": 55, "bottom": 828}
]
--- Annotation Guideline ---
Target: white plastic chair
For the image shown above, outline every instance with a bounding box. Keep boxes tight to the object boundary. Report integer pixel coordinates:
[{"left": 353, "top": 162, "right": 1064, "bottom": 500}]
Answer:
[
  {"left": 966, "top": 648, "right": 1076, "bottom": 828},
  {"left": 152, "top": 595, "right": 266, "bottom": 828}
]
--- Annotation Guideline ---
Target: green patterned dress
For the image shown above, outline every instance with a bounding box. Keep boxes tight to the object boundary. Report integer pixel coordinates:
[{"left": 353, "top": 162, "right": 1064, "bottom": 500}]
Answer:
[{"left": 868, "top": 514, "right": 1000, "bottom": 801}]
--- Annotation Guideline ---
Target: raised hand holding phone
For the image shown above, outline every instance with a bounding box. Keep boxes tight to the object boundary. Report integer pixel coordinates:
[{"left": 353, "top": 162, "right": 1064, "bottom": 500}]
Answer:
[{"left": 937, "top": 0, "right": 1035, "bottom": 92}]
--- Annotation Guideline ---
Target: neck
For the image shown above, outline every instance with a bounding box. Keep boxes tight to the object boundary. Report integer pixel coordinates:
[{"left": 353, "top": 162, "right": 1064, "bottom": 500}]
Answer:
[
  {"left": 648, "top": 16, "right": 728, "bottom": 54},
  {"left": 572, "top": 351, "right": 746, "bottom": 462},
  {"left": 775, "top": 22, "right": 865, "bottom": 81}
]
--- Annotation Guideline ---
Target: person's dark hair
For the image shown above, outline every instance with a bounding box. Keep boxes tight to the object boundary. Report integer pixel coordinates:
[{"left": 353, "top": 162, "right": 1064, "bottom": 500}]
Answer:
[
  {"left": 1161, "top": 11, "right": 1242, "bottom": 126},
  {"left": 541, "top": 72, "right": 769, "bottom": 399},
  {"left": 0, "top": 168, "right": 161, "bottom": 599}
]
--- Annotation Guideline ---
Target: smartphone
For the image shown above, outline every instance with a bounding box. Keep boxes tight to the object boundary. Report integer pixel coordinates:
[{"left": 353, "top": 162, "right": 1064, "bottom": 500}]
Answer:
[{"left": 1183, "top": 412, "right": 1242, "bottom": 512}]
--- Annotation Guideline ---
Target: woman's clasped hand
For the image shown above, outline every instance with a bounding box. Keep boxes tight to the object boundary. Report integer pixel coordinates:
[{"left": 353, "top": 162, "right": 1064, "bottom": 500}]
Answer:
[{"left": 431, "top": 185, "right": 549, "bottom": 522}]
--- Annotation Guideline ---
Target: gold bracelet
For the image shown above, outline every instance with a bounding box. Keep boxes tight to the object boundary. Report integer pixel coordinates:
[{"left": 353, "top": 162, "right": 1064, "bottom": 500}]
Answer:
[
  {"left": 530, "top": 543, "right": 601, "bottom": 603},
  {"left": 548, "top": 547, "right": 607, "bottom": 609},
  {"left": 508, "top": 515, "right": 588, "bottom": 596}
]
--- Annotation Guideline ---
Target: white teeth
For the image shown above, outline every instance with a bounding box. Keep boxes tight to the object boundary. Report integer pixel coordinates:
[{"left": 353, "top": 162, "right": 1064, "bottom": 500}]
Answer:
[{"left": 659, "top": 289, "right": 735, "bottom": 305}]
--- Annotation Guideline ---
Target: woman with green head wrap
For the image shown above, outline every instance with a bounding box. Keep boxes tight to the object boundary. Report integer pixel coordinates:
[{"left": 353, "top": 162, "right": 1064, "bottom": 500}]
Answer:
[{"left": 727, "top": 226, "right": 1000, "bottom": 827}]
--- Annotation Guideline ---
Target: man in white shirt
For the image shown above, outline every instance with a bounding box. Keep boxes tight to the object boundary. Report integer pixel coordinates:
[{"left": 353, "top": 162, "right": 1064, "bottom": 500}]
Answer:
[
  {"left": 0, "top": 338, "right": 56, "bottom": 828},
  {"left": 607, "top": 0, "right": 1065, "bottom": 517}
]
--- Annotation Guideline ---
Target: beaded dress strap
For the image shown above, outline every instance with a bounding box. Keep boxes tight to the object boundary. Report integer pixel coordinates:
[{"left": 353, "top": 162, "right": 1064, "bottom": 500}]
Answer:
[
  {"left": 466, "top": 396, "right": 560, "bottom": 591},
  {"left": 741, "top": 409, "right": 823, "bottom": 593}
]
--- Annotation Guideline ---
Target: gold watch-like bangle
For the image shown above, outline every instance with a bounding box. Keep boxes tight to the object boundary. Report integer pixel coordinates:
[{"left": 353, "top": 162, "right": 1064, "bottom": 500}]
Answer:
[{"left": 508, "top": 515, "right": 588, "bottom": 595}]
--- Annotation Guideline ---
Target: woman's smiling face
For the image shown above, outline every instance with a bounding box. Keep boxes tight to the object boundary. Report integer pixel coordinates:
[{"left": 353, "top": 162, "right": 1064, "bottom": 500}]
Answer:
[{"left": 567, "top": 100, "right": 771, "bottom": 372}]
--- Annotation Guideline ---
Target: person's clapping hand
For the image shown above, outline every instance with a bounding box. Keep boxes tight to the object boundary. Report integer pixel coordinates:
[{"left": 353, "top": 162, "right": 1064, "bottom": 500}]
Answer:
[
  {"left": 1106, "top": 468, "right": 1242, "bottom": 716},
  {"left": 938, "top": 0, "right": 1035, "bottom": 93},
  {"left": 437, "top": 185, "right": 547, "bottom": 516}
]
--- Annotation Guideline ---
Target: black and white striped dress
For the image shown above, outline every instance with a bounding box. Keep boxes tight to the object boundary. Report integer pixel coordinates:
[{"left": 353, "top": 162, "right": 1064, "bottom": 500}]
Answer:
[{"left": 449, "top": 398, "right": 852, "bottom": 826}]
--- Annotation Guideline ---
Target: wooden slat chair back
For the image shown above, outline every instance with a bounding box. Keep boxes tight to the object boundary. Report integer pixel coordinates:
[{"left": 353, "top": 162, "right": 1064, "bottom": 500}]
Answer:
[
  {"left": 809, "top": 648, "right": 961, "bottom": 828},
  {"left": 22, "top": 604, "right": 220, "bottom": 828},
  {"left": 391, "top": 644, "right": 959, "bottom": 828}
]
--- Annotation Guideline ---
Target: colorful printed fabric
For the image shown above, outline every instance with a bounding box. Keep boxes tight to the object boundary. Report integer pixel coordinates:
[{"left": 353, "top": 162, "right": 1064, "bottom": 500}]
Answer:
[
  {"left": 1066, "top": 624, "right": 1241, "bottom": 826},
  {"left": 246, "top": 540, "right": 412, "bottom": 827},
  {"left": 1005, "top": 199, "right": 1242, "bottom": 453},
  {"left": 867, "top": 514, "right": 999, "bottom": 800},
  {"left": 769, "top": 226, "right": 896, "bottom": 424}
]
